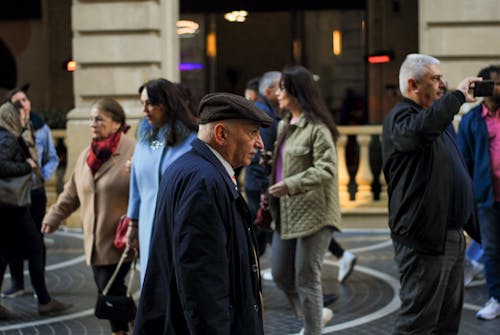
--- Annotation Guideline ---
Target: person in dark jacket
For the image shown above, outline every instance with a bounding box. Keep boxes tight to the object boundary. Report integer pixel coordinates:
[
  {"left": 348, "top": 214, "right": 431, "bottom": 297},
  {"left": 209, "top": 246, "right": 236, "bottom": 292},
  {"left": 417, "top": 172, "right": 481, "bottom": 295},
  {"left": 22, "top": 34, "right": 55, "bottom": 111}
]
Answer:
[
  {"left": 0, "top": 102, "right": 71, "bottom": 318},
  {"left": 3, "top": 85, "right": 59, "bottom": 298},
  {"left": 381, "top": 53, "right": 481, "bottom": 334},
  {"left": 244, "top": 71, "right": 281, "bottom": 256},
  {"left": 134, "top": 92, "right": 273, "bottom": 335},
  {"left": 457, "top": 65, "right": 500, "bottom": 320}
]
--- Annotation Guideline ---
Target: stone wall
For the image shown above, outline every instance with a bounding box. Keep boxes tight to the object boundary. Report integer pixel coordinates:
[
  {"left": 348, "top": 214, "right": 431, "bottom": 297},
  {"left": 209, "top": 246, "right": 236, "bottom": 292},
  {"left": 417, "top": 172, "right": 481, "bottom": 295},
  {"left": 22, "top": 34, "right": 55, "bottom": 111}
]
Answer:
[{"left": 65, "top": 0, "right": 179, "bottom": 226}]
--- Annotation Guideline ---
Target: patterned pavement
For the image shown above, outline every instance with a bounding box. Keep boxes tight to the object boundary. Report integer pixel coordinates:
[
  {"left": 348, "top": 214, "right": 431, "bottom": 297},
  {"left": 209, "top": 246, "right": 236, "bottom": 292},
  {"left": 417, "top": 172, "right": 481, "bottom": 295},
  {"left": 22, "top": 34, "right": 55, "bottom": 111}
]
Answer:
[{"left": 0, "top": 228, "right": 499, "bottom": 334}]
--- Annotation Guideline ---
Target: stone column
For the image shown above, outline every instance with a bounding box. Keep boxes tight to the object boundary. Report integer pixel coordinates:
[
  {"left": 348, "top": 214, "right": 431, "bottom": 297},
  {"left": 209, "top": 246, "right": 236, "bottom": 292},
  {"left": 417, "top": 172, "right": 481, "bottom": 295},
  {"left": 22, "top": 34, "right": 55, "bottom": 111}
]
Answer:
[{"left": 65, "top": 0, "right": 179, "bottom": 226}]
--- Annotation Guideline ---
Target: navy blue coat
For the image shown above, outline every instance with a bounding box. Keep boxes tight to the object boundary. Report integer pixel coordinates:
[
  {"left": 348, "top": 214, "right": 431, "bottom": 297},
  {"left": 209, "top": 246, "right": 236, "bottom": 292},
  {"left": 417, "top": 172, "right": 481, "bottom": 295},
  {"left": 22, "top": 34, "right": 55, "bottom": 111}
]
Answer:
[
  {"left": 244, "top": 98, "right": 279, "bottom": 192},
  {"left": 456, "top": 103, "right": 496, "bottom": 209},
  {"left": 134, "top": 138, "right": 263, "bottom": 335}
]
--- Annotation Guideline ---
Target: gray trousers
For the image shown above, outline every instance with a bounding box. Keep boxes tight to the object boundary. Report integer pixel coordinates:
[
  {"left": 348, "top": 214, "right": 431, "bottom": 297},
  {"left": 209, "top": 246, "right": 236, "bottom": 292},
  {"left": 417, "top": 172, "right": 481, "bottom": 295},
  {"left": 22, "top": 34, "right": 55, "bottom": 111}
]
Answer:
[
  {"left": 392, "top": 229, "right": 465, "bottom": 335},
  {"left": 271, "top": 227, "right": 332, "bottom": 335}
]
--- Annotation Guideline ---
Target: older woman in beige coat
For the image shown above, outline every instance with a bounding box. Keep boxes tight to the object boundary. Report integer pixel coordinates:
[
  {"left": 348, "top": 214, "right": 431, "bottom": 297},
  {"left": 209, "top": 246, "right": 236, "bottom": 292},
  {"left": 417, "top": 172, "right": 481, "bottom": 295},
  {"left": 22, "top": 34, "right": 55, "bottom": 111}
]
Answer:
[
  {"left": 268, "top": 66, "right": 341, "bottom": 335},
  {"left": 42, "top": 98, "right": 135, "bottom": 335}
]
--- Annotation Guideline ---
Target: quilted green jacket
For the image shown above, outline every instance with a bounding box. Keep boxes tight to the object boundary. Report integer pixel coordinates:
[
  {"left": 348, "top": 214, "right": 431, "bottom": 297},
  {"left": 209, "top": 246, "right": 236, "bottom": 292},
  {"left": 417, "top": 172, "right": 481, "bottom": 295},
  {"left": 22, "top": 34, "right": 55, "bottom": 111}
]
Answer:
[{"left": 270, "top": 113, "right": 341, "bottom": 239}]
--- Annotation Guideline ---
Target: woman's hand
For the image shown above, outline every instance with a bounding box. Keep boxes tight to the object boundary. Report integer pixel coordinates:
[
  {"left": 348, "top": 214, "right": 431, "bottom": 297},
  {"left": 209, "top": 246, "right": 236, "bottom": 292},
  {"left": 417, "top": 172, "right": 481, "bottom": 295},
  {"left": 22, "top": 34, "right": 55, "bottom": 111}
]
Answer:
[
  {"left": 26, "top": 158, "right": 37, "bottom": 169},
  {"left": 268, "top": 181, "right": 289, "bottom": 197},
  {"left": 123, "top": 158, "right": 132, "bottom": 174},
  {"left": 126, "top": 220, "right": 139, "bottom": 251},
  {"left": 41, "top": 223, "right": 57, "bottom": 234}
]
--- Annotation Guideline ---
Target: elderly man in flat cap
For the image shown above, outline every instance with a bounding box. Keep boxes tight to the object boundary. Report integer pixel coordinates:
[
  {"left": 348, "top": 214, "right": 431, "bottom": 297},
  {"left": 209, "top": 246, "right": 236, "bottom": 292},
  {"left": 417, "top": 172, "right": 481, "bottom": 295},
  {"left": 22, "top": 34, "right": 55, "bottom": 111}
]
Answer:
[{"left": 134, "top": 92, "right": 272, "bottom": 335}]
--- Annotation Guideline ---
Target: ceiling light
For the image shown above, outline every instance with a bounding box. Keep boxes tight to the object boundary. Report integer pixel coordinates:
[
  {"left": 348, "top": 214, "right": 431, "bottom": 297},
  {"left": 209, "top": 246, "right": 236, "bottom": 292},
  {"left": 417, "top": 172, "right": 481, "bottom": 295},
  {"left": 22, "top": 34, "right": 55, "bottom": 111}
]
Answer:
[
  {"left": 176, "top": 20, "right": 199, "bottom": 37},
  {"left": 224, "top": 10, "right": 248, "bottom": 22}
]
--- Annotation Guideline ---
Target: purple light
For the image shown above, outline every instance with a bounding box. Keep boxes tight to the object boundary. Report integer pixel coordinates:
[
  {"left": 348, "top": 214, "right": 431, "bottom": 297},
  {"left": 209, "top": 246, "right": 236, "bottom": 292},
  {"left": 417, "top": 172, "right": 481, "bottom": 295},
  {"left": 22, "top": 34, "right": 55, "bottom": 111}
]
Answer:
[{"left": 179, "top": 63, "right": 204, "bottom": 71}]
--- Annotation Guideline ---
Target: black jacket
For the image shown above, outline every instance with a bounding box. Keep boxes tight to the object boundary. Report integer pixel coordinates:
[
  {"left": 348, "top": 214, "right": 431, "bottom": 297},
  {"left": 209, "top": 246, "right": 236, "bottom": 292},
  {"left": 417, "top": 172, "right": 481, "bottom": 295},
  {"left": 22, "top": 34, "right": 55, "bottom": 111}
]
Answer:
[
  {"left": 0, "top": 127, "right": 31, "bottom": 178},
  {"left": 134, "top": 139, "right": 263, "bottom": 335},
  {"left": 382, "top": 92, "right": 480, "bottom": 254}
]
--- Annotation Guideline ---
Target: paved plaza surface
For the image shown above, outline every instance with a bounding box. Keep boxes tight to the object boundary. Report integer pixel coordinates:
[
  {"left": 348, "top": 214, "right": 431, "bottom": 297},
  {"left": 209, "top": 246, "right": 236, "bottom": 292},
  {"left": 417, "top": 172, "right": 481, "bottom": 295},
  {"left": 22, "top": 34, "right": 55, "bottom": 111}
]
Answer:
[{"left": 0, "top": 228, "right": 498, "bottom": 335}]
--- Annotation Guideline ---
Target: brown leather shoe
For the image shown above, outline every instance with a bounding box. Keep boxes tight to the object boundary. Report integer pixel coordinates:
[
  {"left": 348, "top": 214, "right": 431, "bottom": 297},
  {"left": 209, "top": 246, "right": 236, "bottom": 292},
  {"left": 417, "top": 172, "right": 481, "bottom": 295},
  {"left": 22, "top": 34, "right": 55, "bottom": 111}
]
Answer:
[
  {"left": 38, "top": 298, "right": 73, "bottom": 316},
  {"left": 0, "top": 304, "right": 18, "bottom": 320}
]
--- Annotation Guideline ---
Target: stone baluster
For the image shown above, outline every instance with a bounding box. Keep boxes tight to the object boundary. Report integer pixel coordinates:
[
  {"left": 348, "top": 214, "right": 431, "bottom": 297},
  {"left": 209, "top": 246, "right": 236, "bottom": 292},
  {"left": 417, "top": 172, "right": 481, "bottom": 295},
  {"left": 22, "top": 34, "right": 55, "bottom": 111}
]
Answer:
[
  {"left": 354, "top": 134, "right": 374, "bottom": 203},
  {"left": 336, "top": 134, "right": 351, "bottom": 204}
]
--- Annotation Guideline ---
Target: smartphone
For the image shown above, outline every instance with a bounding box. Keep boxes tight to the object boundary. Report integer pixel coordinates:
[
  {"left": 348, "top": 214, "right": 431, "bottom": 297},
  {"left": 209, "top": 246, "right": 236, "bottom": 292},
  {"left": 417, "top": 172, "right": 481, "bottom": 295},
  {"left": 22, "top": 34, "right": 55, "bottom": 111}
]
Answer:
[{"left": 473, "top": 80, "right": 495, "bottom": 97}]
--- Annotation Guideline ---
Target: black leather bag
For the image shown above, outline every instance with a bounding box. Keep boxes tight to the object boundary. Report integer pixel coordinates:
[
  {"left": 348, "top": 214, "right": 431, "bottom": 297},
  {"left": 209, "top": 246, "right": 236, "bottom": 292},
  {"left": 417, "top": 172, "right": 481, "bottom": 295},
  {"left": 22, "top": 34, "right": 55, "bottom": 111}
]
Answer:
[
  {"left": 94, "top": 248, "right": 137, "bottom": 321},
  {"left": 0, "top": 173, "right": 31, "bottom": 206}
]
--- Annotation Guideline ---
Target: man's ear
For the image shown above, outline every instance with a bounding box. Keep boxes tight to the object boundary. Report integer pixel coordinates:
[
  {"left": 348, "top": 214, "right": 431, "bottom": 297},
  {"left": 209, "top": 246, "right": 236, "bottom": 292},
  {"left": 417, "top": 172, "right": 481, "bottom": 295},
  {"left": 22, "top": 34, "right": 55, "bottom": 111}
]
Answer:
[
  {"left": 408, "top": 78, "right": 419, "bottom": 92},
  {"left": 213, "top": 123, "right": 226, "bottom": 145}
]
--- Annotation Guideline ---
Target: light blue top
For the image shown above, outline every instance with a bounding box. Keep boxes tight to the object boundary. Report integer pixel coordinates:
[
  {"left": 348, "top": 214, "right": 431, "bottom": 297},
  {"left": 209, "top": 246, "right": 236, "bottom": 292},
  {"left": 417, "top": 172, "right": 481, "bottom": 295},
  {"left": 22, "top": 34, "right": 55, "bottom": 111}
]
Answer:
[
  {"left": 127, "top": 119, "right": 196, "bottom": 284},
  {"left": 34, "top": 124, "right": 59, "bottom": 181}
]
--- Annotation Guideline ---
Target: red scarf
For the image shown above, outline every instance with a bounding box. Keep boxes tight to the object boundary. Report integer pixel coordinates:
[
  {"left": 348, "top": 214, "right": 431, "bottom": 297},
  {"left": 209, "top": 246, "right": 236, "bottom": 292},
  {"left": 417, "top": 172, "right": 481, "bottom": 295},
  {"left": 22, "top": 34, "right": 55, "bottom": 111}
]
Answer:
[{"left": 87, "top": 131, "right": 122, "bottom": 174}]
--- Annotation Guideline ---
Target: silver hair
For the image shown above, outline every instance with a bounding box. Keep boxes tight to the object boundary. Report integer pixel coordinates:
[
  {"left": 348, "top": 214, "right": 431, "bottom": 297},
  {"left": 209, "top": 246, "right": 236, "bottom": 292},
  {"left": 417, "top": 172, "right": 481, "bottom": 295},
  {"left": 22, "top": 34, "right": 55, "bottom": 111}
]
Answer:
[
  {"left": 258, "top": 71, "right": 281, "bottom": 96},
  {"left": 399, "top": 53, "right": 440, "bottom": 95}
]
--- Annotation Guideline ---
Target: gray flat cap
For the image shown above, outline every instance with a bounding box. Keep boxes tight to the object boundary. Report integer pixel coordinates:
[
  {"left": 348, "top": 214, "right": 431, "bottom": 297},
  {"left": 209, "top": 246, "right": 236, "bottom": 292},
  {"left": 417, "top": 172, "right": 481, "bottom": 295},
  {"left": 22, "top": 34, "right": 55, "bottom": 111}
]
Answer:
[{"left": 198, "top": 92, "right": 273, "bottom": 127}]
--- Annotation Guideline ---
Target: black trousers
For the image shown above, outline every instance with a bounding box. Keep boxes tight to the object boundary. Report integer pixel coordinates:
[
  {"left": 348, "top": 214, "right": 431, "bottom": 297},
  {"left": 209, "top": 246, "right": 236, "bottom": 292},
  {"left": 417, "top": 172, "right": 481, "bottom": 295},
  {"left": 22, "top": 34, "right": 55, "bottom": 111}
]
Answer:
[
  {"left": 92, "top": 261, "right": 133, "bottom": 332},
  {"left": 327, "top": 237, "right": 345, "bottom": 258},
  {"left": 392, "top": 229, "right": 465, "bottom": 335},
  {"left": 246, "top": 189, "right": 272, "bottom": 256},
  {"left": 7, "top": 187, "right": 47, "bottom": 290},
  {"left": 0, "top": 203, "right": 51, "bottom": 304}
]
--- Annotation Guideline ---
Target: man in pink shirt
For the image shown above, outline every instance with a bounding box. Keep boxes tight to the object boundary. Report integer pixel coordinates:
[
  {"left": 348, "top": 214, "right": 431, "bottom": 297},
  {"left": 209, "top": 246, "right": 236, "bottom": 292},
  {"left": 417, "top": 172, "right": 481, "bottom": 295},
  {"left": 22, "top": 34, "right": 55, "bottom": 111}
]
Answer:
[{"left": 457, "top": 65, "right": 500, "bottom": 320}]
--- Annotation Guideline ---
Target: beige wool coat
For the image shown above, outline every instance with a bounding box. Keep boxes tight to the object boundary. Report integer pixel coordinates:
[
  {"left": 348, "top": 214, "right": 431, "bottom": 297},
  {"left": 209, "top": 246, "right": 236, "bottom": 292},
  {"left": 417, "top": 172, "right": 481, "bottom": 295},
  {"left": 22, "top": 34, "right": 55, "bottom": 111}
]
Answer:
[
  {"left": 43, "top": 135, "right": 136, "bottom": 266},
  {"left": 270, "top": 113, "right": 341, "bottom": 239}
]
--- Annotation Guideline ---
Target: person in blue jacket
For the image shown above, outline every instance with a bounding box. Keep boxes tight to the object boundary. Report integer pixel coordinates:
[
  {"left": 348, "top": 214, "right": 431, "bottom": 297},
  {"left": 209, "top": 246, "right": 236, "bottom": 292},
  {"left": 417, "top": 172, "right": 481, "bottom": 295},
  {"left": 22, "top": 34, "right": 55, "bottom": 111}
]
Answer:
[
  {"left": 244, "top": 71, "right": 281, "bottom": 256},
  {"left": 125, "top": 79, "right": 197, "bottom": 285},
  {"left": 2, "top": 85, "right": 59, "bottom": 298},
  {"left": 457, "top": 65, "right": 500, "bottom": 320},
  {"left": 134, "top": 92, "right": 272, "bottom": 335}
]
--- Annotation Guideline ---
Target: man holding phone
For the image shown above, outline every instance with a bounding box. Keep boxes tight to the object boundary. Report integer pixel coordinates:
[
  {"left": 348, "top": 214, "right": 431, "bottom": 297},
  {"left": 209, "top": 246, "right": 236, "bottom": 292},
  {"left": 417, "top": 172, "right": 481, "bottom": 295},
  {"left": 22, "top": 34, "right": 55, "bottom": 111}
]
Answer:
[
  {"left": 382, "top": 53, "right": 482, "bottom": 334},
  {"left": 457, "top": 65, "right": 500, "bottom": 320}
]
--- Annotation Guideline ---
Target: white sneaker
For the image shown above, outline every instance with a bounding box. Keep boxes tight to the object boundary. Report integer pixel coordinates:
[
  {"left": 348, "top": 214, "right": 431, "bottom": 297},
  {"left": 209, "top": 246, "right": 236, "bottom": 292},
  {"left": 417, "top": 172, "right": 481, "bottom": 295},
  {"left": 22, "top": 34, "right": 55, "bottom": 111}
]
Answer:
[
  {"left": 464, "top": 258, "right": 484, "bottom": 287},
  {"left": 338, "top": 251, "right": 357, "bottom": 283},
  {"left": 476, "top": 297, "right": 500, "bottom": 320},
  {"left": 322, "top": 307, "right": 333, "bottom": 325},
  {"left": 293, "top": 308, "right": 333, "bottom": 335},
  {"left": 262, "top": 271, "right": 273, "bottom": 281}
]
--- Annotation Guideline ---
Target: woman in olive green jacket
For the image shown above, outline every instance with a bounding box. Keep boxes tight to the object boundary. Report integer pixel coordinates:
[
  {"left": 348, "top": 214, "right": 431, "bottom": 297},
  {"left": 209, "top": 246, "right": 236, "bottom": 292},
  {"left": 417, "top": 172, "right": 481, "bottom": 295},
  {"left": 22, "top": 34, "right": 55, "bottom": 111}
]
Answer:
[{"left": 268, "top": 65, "right": 340, "bottom": 335}]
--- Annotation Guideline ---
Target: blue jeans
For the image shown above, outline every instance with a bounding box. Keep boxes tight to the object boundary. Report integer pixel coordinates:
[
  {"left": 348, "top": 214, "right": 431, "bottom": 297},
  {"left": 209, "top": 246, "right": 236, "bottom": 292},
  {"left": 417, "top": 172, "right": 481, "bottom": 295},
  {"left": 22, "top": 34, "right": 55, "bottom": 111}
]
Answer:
[{"left": 478, "top": 202, "right": 500, "bottom": 300}]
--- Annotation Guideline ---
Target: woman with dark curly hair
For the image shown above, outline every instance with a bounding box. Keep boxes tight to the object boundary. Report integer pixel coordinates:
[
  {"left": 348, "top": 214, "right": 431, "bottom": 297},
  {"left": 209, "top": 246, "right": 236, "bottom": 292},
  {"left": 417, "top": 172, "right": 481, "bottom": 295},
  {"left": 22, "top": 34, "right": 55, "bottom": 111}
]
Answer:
[{"left": 125, "top": 79, "right": 197, "bottom": 284}]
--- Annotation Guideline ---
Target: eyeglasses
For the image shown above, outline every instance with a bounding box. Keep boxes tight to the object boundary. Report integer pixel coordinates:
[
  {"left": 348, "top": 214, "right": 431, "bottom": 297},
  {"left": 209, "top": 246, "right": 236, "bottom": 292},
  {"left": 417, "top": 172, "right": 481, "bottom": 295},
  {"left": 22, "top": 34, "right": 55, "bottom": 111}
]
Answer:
[{"left": 90, "top": 116, "right": 112, "bottom": 124}]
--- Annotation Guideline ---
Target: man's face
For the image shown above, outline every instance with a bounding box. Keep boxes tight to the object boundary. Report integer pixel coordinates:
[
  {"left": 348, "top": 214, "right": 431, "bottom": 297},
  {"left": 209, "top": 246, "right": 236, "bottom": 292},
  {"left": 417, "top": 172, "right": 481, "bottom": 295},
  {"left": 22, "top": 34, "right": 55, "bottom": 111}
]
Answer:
[
  {"left": 222, "top": 120, "right": 264, "bottom": 168},
  {"left": 415, "top": 64, "right": 446, "bottom": 108},
  {"left": 10, "top": 91, "right": 31, "bottom": 125},
  {"left": 265, "top": 78, "right": 280, "bottom": 107}
]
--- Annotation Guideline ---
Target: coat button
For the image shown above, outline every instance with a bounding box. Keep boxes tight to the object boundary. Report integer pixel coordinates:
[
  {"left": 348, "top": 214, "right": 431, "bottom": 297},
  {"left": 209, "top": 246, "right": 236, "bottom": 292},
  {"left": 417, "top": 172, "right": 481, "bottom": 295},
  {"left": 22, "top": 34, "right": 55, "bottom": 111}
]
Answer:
[
  {"left": 253, "top": 304, "right": 259, "bottom": 312},
  {"left": 252, "top": 264, "right": 257, "bottom": 272}
]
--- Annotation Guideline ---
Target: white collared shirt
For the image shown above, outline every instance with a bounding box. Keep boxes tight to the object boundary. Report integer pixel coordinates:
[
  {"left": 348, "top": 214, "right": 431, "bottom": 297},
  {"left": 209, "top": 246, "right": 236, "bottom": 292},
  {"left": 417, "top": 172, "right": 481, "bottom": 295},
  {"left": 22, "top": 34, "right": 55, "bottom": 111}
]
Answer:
[{"left": 205, "top": 144, "right": 237, "bottom": 185}]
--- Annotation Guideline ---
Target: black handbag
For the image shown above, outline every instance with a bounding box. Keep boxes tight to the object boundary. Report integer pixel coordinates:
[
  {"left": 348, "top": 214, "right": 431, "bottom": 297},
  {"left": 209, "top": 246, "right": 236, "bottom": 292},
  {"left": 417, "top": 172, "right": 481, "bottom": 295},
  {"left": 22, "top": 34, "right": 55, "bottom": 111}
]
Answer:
[
  {"left": 94, "top": 248, "right": 137, "bottom": 321},
  {"left": 0, "top": 173, "right": 31, "bottom": 206}
]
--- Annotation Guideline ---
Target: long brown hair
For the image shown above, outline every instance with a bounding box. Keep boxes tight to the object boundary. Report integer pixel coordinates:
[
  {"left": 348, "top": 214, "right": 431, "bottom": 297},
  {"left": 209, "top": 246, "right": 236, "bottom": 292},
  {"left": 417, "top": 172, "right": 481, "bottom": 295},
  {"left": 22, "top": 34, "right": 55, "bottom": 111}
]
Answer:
[{"left": 277, "top": 65, "right": 339, "bottom": 145}]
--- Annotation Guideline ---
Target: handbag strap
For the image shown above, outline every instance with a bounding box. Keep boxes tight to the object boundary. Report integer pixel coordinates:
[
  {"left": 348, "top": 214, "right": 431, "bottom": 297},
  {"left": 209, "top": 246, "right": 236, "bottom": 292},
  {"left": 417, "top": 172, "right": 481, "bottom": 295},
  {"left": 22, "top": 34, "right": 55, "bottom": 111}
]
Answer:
[{"left": 102, "top": 247, "right": 137, "bottom": 297}]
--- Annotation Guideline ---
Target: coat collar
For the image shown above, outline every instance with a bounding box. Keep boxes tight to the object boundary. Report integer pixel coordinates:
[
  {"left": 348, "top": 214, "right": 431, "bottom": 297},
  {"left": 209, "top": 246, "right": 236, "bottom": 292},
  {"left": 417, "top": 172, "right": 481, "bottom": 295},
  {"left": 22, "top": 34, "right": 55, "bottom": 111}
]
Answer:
[
  {"left": 93, "top": 135, "right": 127, "bottom": 180},
  {"left": 191, "top": 138, "right": 240, "bottom": 199},
  {"left": 284, "top": 112, "right": 308, "bottom": 128}
]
